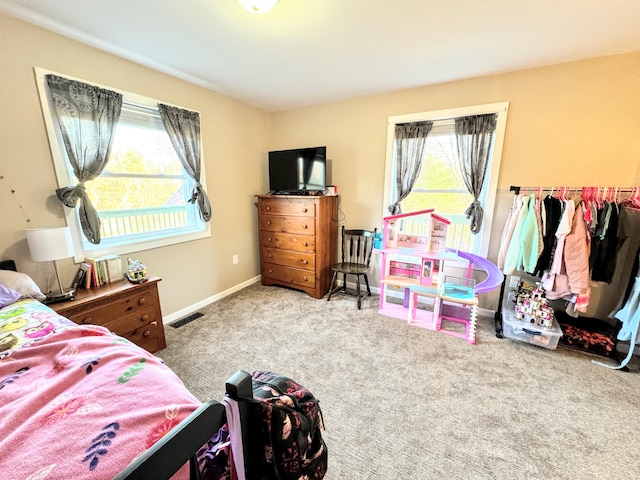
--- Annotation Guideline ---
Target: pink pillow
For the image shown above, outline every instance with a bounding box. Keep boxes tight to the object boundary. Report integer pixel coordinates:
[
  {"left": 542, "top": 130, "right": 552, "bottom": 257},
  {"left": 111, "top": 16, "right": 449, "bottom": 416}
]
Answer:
[{"left": 0, "top": 284, "right": 21, "bottom": 308}]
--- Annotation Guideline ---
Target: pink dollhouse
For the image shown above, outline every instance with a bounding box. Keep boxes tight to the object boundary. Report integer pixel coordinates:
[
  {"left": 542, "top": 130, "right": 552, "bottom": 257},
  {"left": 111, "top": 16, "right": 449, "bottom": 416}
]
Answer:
[{"left": 378, "top": 209, "right": 503, "bottom": 345}]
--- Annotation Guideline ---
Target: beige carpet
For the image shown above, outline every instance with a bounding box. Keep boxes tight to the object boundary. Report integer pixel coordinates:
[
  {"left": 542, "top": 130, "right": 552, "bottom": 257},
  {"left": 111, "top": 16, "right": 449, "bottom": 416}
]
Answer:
[{"left": 156, "top": 283, "right": 640, "bottom": 479}]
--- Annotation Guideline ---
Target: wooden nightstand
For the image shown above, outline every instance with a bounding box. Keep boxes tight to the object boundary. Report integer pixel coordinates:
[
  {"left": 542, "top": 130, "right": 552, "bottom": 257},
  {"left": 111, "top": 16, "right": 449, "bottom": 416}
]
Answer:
[{"left": 50, "top": 276, "right": 167, "bottom": 353}]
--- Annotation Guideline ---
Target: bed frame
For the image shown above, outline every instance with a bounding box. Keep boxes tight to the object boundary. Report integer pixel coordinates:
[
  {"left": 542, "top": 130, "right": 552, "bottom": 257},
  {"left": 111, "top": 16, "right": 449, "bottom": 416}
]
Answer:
[
  {"left": 117, "top": 370, "right": 256, "bottom": 479},
  {"left": 1, "top": 259, "right": 258, "bottom": 480}
]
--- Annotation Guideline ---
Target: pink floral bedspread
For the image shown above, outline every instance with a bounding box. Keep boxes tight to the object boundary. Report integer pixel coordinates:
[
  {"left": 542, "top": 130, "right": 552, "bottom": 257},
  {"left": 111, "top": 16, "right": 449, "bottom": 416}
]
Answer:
[{"left": 0, "top": 300, "right": 201, "bottom": 479}]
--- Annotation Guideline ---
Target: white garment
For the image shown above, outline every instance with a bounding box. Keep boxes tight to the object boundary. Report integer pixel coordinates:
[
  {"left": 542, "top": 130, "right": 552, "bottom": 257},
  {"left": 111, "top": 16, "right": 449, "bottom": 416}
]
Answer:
[{"left": 223, "top": 397, "right": 246, "bottom": 480}]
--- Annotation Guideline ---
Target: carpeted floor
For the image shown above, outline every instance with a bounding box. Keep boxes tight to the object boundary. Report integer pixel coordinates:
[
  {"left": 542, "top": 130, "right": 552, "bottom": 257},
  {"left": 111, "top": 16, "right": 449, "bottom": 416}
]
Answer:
[{"left": 156, "top": 283, "right": 640, "bottom": 479}]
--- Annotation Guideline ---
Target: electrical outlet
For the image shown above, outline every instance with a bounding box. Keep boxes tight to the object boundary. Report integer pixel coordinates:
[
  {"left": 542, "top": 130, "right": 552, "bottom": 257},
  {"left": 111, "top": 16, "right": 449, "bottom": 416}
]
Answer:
[
  {"left": 232, "top": 254, "right": 239, "bottom": 265},
  {"left": 509, "top": 275, "right": 520, "bottom": 288}
]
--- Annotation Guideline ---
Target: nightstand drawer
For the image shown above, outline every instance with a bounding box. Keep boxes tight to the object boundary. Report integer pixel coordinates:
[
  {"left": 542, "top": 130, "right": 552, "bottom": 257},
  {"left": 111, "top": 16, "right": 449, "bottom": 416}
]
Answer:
[
  {"left": 51, "top": 277, "right": 166, "bottom": 353},
  {"left": 66, "top": 286, "right": 159, "bottom": 327},
  {"left": 101, "top": 305, "right": 160, "bottom": 337},
  {"left": 123, "top": 321, "right": 166, "bottom": 352}
]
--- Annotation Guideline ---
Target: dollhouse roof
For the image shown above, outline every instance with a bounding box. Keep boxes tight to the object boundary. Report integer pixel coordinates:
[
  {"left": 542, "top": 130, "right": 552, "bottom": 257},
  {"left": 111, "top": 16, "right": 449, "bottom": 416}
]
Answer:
[{"left": 383, "top": 209, "right": 450, "bottom": 224}]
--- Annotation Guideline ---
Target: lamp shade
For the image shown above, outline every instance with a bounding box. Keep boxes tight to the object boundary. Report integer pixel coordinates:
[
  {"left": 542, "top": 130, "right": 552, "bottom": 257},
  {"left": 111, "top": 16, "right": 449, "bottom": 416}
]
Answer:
[{"left": 26, "top": 227, "right": 74, "bottom": 262}]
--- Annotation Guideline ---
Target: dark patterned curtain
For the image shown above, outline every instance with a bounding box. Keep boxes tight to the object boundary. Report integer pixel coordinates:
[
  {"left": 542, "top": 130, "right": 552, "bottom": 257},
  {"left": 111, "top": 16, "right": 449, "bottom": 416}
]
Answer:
[
  {"left": 388, "top": 121, "right": 433, "bottom": 215},
  {"left": 454, "top": 114, "right": 497, "bottom": 234},
  {"left": 158, "top": 104, "right": 211, "bottom": 222},
  {"left": 46, "top": 74, "right": 123, "bottom": 244}
]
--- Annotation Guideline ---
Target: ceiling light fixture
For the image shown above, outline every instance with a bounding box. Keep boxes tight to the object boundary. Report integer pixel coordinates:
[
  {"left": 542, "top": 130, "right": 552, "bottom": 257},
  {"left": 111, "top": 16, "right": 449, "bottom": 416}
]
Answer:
[{"left": 236, "top": 0, "right": 278, "bottom": 14}]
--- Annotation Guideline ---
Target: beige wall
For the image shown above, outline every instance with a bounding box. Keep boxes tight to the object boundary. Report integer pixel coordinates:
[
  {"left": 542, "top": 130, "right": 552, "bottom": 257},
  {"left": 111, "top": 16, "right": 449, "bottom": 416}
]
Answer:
[
  {"left": 0, "top": 14, "right": 271, "bottom": 317},
  {"left": 2, "top": 11, "right": 639, "bottom": 316},
  {"left": 271, "top": 52, "right": 640, "bottom": 308}
]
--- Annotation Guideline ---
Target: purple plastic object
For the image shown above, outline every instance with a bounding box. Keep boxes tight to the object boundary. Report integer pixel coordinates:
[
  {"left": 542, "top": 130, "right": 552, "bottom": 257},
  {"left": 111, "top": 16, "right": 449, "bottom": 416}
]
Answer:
[{"left": 446, "top": 248, "right": 504, "bottom": 294}]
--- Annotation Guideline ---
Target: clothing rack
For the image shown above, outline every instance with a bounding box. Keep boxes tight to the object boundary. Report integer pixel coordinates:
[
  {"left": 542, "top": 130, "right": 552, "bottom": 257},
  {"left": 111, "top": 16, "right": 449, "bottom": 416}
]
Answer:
[
  {"left": 496, "top": 184, "right": 639, "bottom": 369},
  {"left": 509, "top": 185, "right": 637, "bottom": 195}
]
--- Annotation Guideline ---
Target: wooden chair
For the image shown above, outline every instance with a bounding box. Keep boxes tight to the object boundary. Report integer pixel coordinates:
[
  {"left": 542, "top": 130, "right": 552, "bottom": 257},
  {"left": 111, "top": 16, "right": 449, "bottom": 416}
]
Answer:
[{"left": 327, "top": 227, "right": 377, "bottom": 309}]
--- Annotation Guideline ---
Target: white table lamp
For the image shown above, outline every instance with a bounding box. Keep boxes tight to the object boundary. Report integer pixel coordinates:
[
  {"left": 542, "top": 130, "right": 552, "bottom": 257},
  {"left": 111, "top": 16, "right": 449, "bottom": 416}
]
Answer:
[{"left": 26, "top": 227, "right": 75, "bottom": 303}]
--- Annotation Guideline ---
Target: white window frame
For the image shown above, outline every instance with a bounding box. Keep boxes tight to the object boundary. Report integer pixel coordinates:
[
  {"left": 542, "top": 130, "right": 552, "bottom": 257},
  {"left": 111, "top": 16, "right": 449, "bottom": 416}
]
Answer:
[
  {"left": 383, "top": 102, "right": 509, "bottom": 258},
  {"left": 34, "top": 67, "right": 211, "bottom": 262}
]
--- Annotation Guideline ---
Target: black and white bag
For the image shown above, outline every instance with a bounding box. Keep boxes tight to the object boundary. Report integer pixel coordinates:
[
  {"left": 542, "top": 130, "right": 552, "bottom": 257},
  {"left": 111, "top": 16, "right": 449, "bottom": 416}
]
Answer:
[{"left": 250, "top": 370, "right": 327, "bottom": 480}]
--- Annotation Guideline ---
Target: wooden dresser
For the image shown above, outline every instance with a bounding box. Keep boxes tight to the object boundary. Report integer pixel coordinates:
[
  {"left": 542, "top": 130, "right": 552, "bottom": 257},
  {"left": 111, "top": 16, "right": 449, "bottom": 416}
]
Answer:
[
  {"left": 51, "top": 276, "right": 166, "bottom": 353},
  {"left": 257, "top": 195, "right": 338, "bottom": 299}
]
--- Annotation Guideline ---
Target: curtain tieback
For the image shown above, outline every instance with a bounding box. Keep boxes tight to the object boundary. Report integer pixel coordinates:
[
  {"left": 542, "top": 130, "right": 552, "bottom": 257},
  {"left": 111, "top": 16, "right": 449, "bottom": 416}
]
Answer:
[
  {"left": 55, "top": 182, "right": 88, "bottom": 208},
  {"left": 465, "top": 200, "right": 484, "bottom": 234},
  {"left": 189, "top": 183, "right": 203, "bottom": 204}
]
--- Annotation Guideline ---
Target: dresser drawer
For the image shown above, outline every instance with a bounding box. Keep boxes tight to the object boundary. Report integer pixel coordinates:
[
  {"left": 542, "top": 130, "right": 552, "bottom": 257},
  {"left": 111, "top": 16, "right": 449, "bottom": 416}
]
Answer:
[
  {"left": 51, "top": 277, "right": 166, "bottom": 353},
  {"left": 260, "top": 231, "right": 315, "bottom": 253},
  {"left": 262, "top": 262, "right": 317, "bottom": 289},
  {"left": 65, "top": 286, "right": 160, "bottom": 327},
  {"left": 260, "top": 215, "right": 315, "bottom": 235},
  {"left": 259, "top": 198, "right": 316, "bottom": 217},
  {"left": 261, "top": 247, "right": 315, "bottom": 271},
  {"left": 122, "top": 321, "right": 166, "bottom": 352},
  {"left": 101, "top": 305, "right": 160, "bottom": 337}
]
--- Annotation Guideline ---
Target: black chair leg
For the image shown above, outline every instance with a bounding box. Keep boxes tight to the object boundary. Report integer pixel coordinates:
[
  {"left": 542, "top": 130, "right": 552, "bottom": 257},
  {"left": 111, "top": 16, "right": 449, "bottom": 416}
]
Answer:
[
  {"left": 327, "top": 271, "right": 339, "bottom": 301},
  {"left": 356, "top": 275, "right": 362, "bottom": 309},
  {"left": 341, "top": 273, "right": 347, "bottom": 293},
  {"left": 364, "top": 274, "right": 371, "bottom": 296}
]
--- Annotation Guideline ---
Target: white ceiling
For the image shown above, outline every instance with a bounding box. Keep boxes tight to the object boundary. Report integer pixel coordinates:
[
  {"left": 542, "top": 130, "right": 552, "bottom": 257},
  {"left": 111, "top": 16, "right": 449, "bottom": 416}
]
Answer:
[{"left": 2, "top": 0, "right": 640, "bottom": 112}]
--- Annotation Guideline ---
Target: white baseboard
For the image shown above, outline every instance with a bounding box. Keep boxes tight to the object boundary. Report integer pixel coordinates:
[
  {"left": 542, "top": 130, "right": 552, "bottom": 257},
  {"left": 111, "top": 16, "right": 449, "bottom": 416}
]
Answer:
[{"left": 163, "top": 275, "right": 261, "bottom": 324}]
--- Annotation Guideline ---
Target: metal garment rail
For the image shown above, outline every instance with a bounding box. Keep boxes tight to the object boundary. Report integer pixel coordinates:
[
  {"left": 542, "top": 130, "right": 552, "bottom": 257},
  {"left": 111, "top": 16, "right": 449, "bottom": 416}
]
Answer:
[{"left": 494, "top": 184, "right": 638, "bottom": 338}]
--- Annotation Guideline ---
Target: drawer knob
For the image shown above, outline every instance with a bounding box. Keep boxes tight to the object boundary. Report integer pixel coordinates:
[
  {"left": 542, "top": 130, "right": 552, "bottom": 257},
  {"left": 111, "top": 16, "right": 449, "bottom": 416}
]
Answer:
[
  {"left": 268, "top": 237, "right": 273, "bottom": 242},
  {"left": 302, "top": 260, "right": 308, "bottom": 264},
  {"left": 266, "top": 206, "right": 271, "bottom": 211},
  {"left": 143, "top": 330, "right": 151, "bottom": 337},
  {"left": 82, "top": 317, "right": 93, "bottom": 324},
  {"left": 268, "top": 269, "right": 273, "bottom": 274},
  {"left": 302, "top": 224, "right": 308, "bottom": 229},
  {"left": 302, "top": 208, "right": 308, "bottom": 213},
  {"left": 303, "top": 242, "right": 308, "bottom": 246},
  {"left": 138, "top": 298, "right": 146, "bottom": 306},
  {"left": 141, "top": 314, "right": 149, "bottom": 322}
]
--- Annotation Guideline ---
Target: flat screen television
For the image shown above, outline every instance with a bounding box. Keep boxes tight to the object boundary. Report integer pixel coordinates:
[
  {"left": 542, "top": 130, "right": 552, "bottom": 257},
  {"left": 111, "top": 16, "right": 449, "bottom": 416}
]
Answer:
[{"left": 268, "top": 146, "right": 327, "bottom": 194}]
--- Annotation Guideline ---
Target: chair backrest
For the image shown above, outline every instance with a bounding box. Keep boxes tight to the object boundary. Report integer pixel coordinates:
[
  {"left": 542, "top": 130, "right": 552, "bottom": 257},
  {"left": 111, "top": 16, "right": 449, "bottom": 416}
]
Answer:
[{"left": 341, "top": 226, "right": 377, "bottom": 267}]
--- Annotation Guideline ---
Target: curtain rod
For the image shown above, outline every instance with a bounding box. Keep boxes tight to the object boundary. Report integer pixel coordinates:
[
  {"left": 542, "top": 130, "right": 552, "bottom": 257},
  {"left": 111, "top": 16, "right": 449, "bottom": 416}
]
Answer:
[{"left": 509, "top": 185, "right": 638, "bottom": 195}]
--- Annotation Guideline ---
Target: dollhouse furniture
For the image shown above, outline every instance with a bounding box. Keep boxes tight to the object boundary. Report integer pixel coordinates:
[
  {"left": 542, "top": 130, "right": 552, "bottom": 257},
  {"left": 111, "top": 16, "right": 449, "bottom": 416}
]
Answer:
[
  {"left": 327, "top": 227, "right": 377, "bottom": 309},
  {"left": 377, "top": 209, "right": 503, "bottom": 344}
]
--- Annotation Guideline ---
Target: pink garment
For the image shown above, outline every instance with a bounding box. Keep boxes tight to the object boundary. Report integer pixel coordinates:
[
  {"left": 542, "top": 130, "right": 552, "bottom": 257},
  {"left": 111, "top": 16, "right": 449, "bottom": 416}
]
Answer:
[{"left": 563, "top": 199, "right": 591, "bottom": 295}]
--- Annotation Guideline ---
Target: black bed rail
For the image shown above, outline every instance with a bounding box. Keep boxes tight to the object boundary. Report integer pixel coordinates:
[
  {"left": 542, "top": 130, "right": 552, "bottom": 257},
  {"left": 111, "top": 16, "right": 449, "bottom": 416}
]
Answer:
[{"left": 115, "top": 369, "right": 254, "bottom": 480}]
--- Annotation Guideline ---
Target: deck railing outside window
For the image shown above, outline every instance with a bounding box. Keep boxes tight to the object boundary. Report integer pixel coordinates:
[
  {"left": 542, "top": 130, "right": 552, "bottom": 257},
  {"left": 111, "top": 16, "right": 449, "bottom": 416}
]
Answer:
[{"left": 99, "top": 206, "right": 188, "bottom": 238}]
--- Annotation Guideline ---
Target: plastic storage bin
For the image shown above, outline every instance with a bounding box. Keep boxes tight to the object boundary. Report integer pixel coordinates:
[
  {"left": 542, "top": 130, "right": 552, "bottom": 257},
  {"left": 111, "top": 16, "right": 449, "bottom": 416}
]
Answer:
[{"left": 502, "top": 305, "right": 563, "bottom": 350}]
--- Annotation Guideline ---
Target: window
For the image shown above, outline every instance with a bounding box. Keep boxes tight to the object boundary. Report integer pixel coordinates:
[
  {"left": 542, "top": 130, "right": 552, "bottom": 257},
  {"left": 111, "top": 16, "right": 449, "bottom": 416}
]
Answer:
[
  {"left": 383, "top": 103, "right": 509, "bottom": 257},
  {"left": 35, "top": 68, "right": 210, "bottom": 261}
]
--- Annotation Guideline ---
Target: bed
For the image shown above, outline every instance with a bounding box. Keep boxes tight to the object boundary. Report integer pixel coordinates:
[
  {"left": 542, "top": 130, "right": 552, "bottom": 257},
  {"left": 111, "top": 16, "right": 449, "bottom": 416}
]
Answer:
[{"left": 0, "top": 260, "right": 256, "bottom": 480}]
